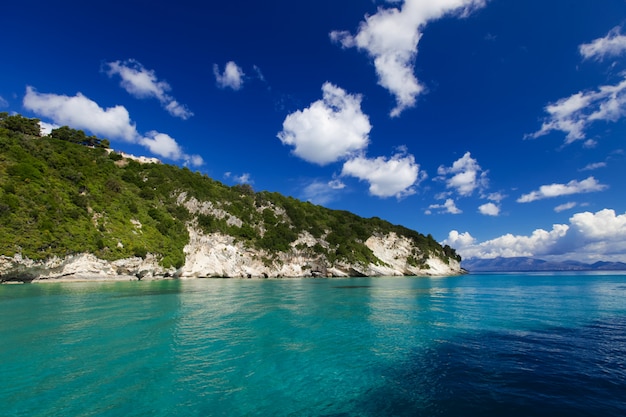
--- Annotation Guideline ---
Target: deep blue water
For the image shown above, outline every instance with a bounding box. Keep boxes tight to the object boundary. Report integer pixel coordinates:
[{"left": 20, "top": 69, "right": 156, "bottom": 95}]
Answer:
[{"left": 1, "top": 273, "right": 625, "bottom": 416}]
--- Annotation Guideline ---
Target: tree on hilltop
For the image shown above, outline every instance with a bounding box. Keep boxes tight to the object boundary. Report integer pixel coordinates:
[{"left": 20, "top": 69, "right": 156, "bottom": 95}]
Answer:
[
  {"left": 0, "top": 112, "right": 41, "bottom": 136},
  {"left": 50, "top": 125, "right": 109, "bottom": 148}
]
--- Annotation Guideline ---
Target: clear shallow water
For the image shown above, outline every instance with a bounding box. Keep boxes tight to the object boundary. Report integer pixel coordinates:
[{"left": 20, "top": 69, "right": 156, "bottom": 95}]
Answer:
[{"left": 1, "top": 273, "right": 625, "bottom": 417}]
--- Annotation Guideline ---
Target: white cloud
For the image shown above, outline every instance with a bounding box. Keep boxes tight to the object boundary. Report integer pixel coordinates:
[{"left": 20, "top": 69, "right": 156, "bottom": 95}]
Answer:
[
  {"left": 24, "top": 86, "right": 138, "bottom": 141},
  {"left": 486, "top": 192, "right": 505, "bottom": 202},
  {"left": 328, "top": 179, "right": 346, "bottom": 190},
  {"left": 330, "top": 0, "right": 486, "bottom": 117},
  {"left": 583, "top": 139, "right": 598, "bottom": 148},
  {"left": 301, "top": 179, "right": 346, "bottom": 205},
  {"left": 437, "top": 152, "right": 488, "bottom": 197},
  {"left": 554, "top": 202, "right": 577, "bottom": 213},
  {"left": 517, "top": 176, "right": 608, "bottom": 203},
  {"left": 253, "top": 65, "right": 266, "bottom": 83},
  {"left": 105, "top": 59, "right": 193, "bottom": 120},
  {"left": 428, "top": 198, "right": 462, "bottom": 214},
  {"left": 23, "top": 87, "right": 202, "bottom": 166},
  {"left": 0, "top": 95, "right": 8, "bottom": 108},
  {"left": 527, "top": 75, "right": 626, "bottom": 144},
  {"left": 579, "top": 26, "right": 626, "bottom": 61},
  {"left": 580, "top": 161, "right": 607, "bottom": 171},
  {"left": 444, "top": 225, "right": 569, "bottom": 259},
  {"left": 225, "top": 172, "right": 253, "bottom": 184},
  {"left": 214, "top": 61, "right": 245, "bottom": 90},
  {"left": 341, "top": 151, "right": 422, "bottom": 198},
  {"left": 139, "top": 131, "right": 204, "bottom": 167},
  {"left": 445, "top": 230, "right": 476, "bottom": 247},
  {"left": 188, "top": 155, "right": 204, "bottom": 167},
  {"left": 165, "top": 100, "right": 193, "bottom": 120},
  {"left": 38, "top": 121, "right": 60, "bottom": 136},
  {"left": 140, "top": 131, "right": 184, "bottom": 161},
  {"left": 277, "top": 82, "right": 371, "bottom": 165},
  {"left": 447, "top": 209, "right": 626, "bottom": 262},
  {"left": 478, "top": 202, "right": 499, "bottom": 216},
  {"left": 569, "top": 209, "right": 626, "bottom": 240}
]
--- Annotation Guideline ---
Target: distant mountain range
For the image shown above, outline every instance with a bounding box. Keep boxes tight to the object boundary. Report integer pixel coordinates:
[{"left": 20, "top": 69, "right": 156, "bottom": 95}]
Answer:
[{"left": 462, "top": 257, "right": 626, "bottom": 272}]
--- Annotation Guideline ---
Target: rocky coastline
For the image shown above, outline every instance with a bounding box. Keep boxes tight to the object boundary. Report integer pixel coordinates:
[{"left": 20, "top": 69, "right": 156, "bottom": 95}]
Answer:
[{"left": 0, "top": 231, "right": 463, "bottom": 283}]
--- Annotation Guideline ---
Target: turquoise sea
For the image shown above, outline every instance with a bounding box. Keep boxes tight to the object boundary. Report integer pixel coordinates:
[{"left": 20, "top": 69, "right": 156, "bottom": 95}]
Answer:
[{"left": 1, "top": 273, "right": 625, "bottom": 416}]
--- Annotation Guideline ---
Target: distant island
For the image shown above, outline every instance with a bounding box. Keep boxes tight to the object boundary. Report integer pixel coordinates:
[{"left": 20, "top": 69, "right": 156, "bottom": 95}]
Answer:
[
  {"left": 462, "top": 257, "right": 626, "bottom": 272},
  {"left": 0, "top": 113, "right": 463, "bottom": 282}
]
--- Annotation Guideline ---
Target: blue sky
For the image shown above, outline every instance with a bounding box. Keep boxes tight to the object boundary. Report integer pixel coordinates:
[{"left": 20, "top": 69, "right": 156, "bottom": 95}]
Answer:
[{"left": 2, "top": 0, "right": 626, "bottom": 262}]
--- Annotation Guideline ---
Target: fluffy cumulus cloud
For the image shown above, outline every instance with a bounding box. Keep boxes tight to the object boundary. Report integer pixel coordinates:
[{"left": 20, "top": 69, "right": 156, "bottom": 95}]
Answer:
[
  {"left": 445, "top": 230, "right": 476, "bottom": 247},
  {"left": 437, "top": 152, "right": 488, "bottom": 197},
  {"left": 213, "top": 61, "right": 245, "bottom": 90},
  {"left": 277, "top": 82, "right": 371, "bottom": 165},
  {"left": 579, "top": 26, "right": 626, "bottom": 61},
  {"left": 427, "top": 198, "right": 462, "bottom": 214},
  {"left": 331, "top": 0, "right": 486, "bottom": 117},
  {"left": 38, "top": 121, "right": 60, "bottom": 136},
  {"left": 446, "top": 209, "right": 626, "bottom": 262},
  {"left": 105, "top": 59, "right": 193, "bottom": 120},
  {"left": 478, "top": 202, "right": 499, "bottom": 216},
  {"left": 341, "top": 151, "right": 422, "bottom": 198},
  {"left": 140, "top": 131, "right": 185, "bottom": 161},
  {"left": 23, "top": 86, "right": 138, "bottom": 141},
  {"left": 444, "top": 225, "right": 569, "bottom": 259},
  {"left": 517, "top": 176, "right": 607, "bottom": 203},
  {"left": 23, "top": 87, "right": 202, "bottom": 166}
]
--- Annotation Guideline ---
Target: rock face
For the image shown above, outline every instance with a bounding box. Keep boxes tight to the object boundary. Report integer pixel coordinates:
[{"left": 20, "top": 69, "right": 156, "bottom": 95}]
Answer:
[
  {"left": 0, "top": 253, "right": 176, "bottom": 283},
  {"left": 0, "top": 229, "right": 461, "bottom": 283}
]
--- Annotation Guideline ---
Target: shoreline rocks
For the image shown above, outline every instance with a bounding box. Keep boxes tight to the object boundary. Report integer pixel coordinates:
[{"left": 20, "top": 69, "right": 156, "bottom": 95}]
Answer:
[{"left": 1, "top": 231, "right": 463, "bottom": 283}]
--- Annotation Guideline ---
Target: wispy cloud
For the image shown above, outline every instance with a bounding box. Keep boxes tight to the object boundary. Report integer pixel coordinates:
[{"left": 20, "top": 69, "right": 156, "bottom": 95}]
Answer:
[
  {"left": 225, "top": 172, "right": 253, "bottom": 184},
  {"left": 579, "top": 26, "right": 626, "bottom": 61},
  {"left": 580, "top": 161, "right": 607, "bottom": 171},
  {"left": 0, "top": 95, "right": 8, "bottom": 108},
  {"left": 486, "top": 192, "right": 506, "bottom": 202},
  {"left": 104, "top": 59, "right": 193, "bottom": 120},
  {"left": 213, "top": 61, "right": 245, "bottom": 90},
  {"left": 23, "top": 87, "right": 203, "bottom": 166},
  {"left": 301, "top": 179, "right": 346, "bottom": 205},
  {"left": 427, "top": 198, "right": 462, "bottom": 215},
  {"left": 517, "top": 176, "right": 607, "bottom": 203},
  {"left": 277, "top": 82, "right": 371, "bottom": 165},
  {"left": 528, "top": 27, "right": 626, "bottom": 144},
  {"left": 330, "top": 0, "right": 486, "bottom": 117},
  {"left": 554, "top": 202, "right": 577, "bottom": 213},
  {"left": 526, "top": 76, "right": 626, "bottom": 143}
]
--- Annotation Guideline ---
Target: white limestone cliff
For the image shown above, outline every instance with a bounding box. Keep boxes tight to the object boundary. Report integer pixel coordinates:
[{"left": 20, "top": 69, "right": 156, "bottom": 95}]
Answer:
[{"left": 0, "top": 227, "right": 462, "bottom": 282}]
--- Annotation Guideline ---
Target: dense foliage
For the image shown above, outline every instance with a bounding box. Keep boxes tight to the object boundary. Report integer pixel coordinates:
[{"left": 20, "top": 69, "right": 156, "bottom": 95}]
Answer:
[{"left": 0, "top": 113, "right": 460, "bottom": 269}]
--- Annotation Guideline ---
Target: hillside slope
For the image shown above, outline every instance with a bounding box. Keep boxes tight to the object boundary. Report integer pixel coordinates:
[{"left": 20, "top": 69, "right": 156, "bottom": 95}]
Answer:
[{"left": 0, "top": 114, "right": 462, "bottom": 281}]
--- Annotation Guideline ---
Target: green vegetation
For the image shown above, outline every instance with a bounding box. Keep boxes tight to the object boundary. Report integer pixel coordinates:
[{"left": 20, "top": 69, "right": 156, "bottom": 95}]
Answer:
[{"left": 0, "top": 113, "right": 460, "bottom": 269}]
